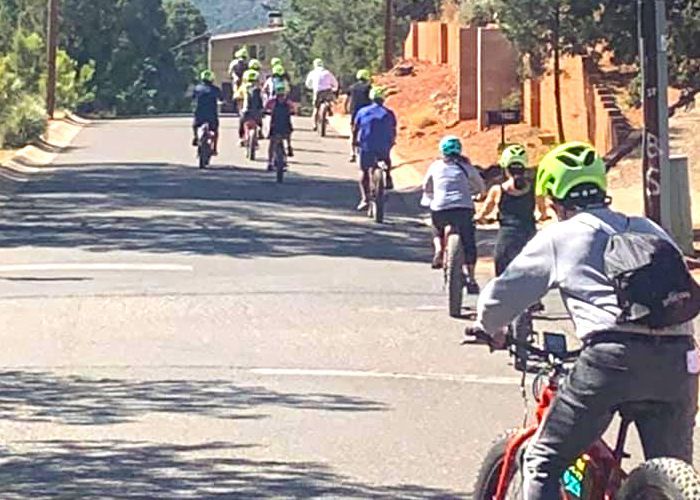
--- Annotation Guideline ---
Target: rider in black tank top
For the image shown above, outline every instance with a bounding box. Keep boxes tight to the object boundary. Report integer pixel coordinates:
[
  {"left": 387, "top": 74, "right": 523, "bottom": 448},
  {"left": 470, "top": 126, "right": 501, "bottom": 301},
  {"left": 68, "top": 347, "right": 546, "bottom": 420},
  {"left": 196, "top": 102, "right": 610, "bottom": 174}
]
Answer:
[{"left": 475, "top": 144, "right": 538, "bottom": 276}]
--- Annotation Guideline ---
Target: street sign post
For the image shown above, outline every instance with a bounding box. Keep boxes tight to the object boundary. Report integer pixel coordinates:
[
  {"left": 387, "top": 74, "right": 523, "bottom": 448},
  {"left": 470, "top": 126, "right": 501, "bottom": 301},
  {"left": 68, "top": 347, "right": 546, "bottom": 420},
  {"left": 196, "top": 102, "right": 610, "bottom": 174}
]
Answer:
[{"left": 486, "top": 109, "right": 521, "bottom": 148}]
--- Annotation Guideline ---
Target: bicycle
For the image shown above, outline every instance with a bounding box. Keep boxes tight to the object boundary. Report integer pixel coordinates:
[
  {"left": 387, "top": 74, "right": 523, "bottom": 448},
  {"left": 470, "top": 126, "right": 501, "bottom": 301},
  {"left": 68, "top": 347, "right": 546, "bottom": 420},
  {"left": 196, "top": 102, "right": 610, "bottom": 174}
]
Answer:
[
  {"left": 197, "top": 123, "right": 214, "bottom": 169},
  {"left": 270, "top": 135, "right": 287, "bottom": 184},
  {"left": 466, "top": 329, "right": 700, "bottom": 499},
  {"left": 367, "top": 160, "right": 389, "bottom": 223},
  {"left": 315, "top": 93, "right": 334, "bottom": 137},
  {"left": 244, "top": 119, "right": 259, "bottom": 161}
]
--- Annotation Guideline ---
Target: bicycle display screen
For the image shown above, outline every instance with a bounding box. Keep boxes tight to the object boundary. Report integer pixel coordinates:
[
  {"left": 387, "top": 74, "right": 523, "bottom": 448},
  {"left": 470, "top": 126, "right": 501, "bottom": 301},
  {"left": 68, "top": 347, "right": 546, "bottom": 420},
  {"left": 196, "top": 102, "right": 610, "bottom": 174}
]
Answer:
[{"left": 543, "top": 332, "right": 568, "bottom": 356}]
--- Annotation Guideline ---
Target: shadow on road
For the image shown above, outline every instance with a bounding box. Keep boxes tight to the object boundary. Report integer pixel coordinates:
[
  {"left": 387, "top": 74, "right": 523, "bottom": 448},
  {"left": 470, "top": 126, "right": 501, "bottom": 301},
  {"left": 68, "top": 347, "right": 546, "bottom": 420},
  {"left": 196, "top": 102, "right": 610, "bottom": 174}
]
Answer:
[
  {"left": 0, "top": 370, "right": 388, "bottom": 425},
  {"left": 0, "top": 162, "right": 436, "bottom": 263},
  {"left": 0, "top": 440, "right": 464, "bottom": 498}
]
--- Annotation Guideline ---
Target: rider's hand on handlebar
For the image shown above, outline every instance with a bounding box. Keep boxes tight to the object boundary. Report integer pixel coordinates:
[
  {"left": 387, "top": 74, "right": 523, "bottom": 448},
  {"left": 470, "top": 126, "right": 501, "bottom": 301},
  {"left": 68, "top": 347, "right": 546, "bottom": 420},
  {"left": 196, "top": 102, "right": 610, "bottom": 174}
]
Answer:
[{"left": 464, "top": 325, "right": 508, "bottom": 351}]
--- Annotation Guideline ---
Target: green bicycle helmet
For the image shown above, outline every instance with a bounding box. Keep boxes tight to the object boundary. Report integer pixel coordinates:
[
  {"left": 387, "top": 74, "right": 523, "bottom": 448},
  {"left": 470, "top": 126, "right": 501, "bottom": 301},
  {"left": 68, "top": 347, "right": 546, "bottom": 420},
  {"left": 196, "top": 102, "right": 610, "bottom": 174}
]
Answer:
[
  {"left": 313, "top": 58, "right": 324, "bottom": 68},
  {"left": 369, "top": 85, "right": 387, "bottom": 101},
  {"left": 439, "top": 136, "right": 462, "bottom": 157},
  {"left": 270, "top": 57, "right": 282, "bottom": 67},
  {"left": 243, "top": 69, "right": 259, "bottom": 83},
  {"left": 499, "top": 144, "right": 528, "bottom": 169},
  {"left": 248, "top": 58, "right": 261, "bottom": 70},
  {"left": 272, "top": 64, "right": 285, "bottom": 77},
  {"left": 536, "top": 141, "right": 607, "bottom": 200},
  {"left": 235, "top": 47, "right": 248, "bottom": 59},
  {"left": 356, "top": 69, "right": 371, "bottom": 81},
  {"left": 200, "top": 69, "right": 215, "bottom": 82}
]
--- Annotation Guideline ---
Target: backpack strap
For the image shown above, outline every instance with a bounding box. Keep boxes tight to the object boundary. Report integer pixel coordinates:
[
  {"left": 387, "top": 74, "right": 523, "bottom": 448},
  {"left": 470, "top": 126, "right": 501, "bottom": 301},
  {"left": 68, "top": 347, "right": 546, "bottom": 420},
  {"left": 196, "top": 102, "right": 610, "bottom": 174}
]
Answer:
[{"left": 450, "top": 157, "right": 472, "bottom": 180}]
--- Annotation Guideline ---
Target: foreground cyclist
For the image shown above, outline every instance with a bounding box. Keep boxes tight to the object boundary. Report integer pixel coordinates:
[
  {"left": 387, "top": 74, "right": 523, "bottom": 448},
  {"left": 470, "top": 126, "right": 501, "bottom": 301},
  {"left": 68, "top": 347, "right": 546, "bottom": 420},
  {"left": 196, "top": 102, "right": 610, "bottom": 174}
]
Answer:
[
  {"left": 423, "top": 136, "right": 485, "bottom": 294},
  {"left": 473, "top": 142, "right": 698, "bottom": 499},
  {"left": 191, "top": 70, "right": 222, "bottom": 156},
  {"left": 353, "top": 86, "right": 396, "bottom": 211}
]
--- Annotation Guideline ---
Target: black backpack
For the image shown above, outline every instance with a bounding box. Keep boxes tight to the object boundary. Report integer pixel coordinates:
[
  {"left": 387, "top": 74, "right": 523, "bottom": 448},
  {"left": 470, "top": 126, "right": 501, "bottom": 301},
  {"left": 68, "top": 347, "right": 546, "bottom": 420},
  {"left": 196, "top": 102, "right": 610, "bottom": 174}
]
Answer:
[{"left": 597, "top": 217, "right": 700, "bottom": 328}]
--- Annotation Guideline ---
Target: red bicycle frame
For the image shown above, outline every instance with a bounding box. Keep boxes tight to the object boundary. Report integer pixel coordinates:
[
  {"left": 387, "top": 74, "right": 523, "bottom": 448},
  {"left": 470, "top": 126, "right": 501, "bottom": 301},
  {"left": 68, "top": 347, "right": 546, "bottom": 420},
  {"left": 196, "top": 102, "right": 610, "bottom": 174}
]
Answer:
[{"left": 493, "top": 379, "right": 629, "bottom": 499}]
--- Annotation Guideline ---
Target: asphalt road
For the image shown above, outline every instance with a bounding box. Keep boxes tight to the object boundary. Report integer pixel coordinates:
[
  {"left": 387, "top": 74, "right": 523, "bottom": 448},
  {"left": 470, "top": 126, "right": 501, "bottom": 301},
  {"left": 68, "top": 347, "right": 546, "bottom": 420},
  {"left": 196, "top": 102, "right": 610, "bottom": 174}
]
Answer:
[{"left": 0, "top": 117, "right": 694, "bottom": 498}]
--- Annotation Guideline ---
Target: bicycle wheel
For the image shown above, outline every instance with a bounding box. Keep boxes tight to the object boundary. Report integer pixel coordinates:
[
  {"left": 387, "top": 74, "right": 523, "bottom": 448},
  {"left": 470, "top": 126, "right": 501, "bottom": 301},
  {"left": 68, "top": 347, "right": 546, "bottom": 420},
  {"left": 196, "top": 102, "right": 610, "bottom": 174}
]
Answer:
[
  {"left": 445, "top": 233, "right": 465, "bottom": 318},
  {"left": 198, "top": 143, "right": 209, "bottom": 169},
  {"left": 472, "top": 430, "right": 525, "bottom": 500},
  {"left": 275, "top": 140, "right": 285, "bottom": 184},
  {"left": 247, "top": 127, "right": 257, "bottom": 160},
  {"left": 618, "top": 458, "right": 700, "bottom": 499},
  {"left": 320, "top": 104, "right": 328, "bottom": 137},
  {"left": 372, "top": 167, "right": 385, "bottom": 223}
]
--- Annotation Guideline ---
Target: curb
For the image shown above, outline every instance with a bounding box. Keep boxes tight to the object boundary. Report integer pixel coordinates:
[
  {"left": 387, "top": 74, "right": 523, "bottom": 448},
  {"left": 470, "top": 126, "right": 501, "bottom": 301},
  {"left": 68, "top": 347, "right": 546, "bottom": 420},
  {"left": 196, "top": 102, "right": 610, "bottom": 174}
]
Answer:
[
  {"left": 328, "top": 115, "right": 424, "bottom": 191},
  {"left": 1, "top": 112, "right": 90, "bottom": 173},
  {"left": 0, "top": 112, "right": 90, "bottom": 197}
]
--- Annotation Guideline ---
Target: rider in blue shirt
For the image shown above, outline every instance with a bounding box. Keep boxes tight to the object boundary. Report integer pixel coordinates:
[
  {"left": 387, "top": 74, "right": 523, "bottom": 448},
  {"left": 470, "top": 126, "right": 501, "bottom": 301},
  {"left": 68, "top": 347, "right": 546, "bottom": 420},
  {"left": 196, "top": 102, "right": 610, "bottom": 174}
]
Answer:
[
  {"left": 192, "top": 70, "right": 222, "bottom": 155},
  {"left": 353, "top": 86, "right": 396, "bottom": 210}
]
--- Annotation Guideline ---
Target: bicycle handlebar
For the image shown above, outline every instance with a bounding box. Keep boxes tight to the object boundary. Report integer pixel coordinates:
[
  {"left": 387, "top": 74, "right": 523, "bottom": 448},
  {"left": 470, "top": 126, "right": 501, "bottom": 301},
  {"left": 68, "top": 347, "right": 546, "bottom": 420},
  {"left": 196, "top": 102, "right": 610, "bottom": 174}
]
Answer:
[{"left": 463, "top": 327, "right": 580, "bottom": 364}]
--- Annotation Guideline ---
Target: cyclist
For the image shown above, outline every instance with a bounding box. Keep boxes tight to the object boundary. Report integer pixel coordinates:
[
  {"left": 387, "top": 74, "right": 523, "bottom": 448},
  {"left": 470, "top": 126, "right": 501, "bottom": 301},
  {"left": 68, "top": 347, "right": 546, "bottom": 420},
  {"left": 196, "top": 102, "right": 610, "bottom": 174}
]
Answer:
[
  {"left": 263, "top": 65, "right": 294, "bottom": 157},
  {"left": 345, "top": 69, "right": 373, "bottom": 163},
  {"left": 305, "top": 58, "right": 338, "bottom": 131},
  {"left": 236, "top": 70, "right": 264, "bottom": 147},
  {"left": 473, "top": 142, "right": 697, "bottom": 499},
  {"left": 423, "top": 136, "right": 485, "bottom": 294},
  {"left": 228, "top": 47, "right": 248, "bottom": 90},
  {"left": 475, "top": 144, "right": 536, "bottom": 276},
  {"left": 191, "top": 69, "right": 222, "bottom": 156},
  {"left": 353, "top": 86, "right": 396, "bottom": 211},
  {"left": 265, "top": 81, "right": 294, "bottom": 171}
]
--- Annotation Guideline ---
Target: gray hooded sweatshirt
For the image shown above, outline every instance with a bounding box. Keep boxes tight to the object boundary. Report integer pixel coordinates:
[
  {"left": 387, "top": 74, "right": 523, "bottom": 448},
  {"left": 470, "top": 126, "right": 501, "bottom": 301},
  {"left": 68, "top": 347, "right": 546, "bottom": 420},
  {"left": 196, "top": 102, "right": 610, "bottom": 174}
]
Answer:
[{"left": 477, "top": 207, "right": 694, "bottom": 340}]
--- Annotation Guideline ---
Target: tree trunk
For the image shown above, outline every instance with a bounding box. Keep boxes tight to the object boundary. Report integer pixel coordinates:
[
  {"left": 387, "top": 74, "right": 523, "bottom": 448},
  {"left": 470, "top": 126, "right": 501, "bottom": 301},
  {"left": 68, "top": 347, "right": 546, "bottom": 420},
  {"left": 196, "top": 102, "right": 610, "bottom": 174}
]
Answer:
[
  {"left": 553, "top": 3, "right": 565, "bottom": 143},
  {"left": 384, "top": 0, "right": 394, "bottom": 70}
]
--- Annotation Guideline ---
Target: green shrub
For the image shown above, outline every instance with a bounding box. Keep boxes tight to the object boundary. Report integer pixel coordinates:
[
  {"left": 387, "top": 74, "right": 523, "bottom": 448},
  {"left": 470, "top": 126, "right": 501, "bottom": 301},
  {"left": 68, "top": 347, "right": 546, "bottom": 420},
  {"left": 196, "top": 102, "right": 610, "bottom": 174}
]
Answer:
[
  {"left": 10, "top": 31, "right": 44, "bottom": 95},
  {"left": 501, "top": 89, "right": 522, "bottom": 110},
  {"left": 0, "top": 55, "right": 22, "bottom": 146},
  {"left": 2, "top": 94, "right": 47, "bottom": 148},
  {"left": 54, "top": 50, "right": 96, "bottom": 110}
]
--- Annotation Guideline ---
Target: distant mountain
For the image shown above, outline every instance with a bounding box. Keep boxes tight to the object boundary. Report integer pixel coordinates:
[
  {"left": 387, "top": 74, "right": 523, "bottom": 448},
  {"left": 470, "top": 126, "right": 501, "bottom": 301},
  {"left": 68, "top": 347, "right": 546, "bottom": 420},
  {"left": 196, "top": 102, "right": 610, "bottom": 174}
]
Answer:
[{"left": 190, "top": 0, "right": 268, "bottom": 34}]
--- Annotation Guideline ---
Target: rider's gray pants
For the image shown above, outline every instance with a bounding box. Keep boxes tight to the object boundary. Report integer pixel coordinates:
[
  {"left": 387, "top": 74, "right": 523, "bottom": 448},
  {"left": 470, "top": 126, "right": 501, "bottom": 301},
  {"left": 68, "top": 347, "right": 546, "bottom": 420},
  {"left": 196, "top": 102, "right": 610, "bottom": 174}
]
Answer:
[{"left": 523, "top": 333, "right": 698, "bottom": 499}]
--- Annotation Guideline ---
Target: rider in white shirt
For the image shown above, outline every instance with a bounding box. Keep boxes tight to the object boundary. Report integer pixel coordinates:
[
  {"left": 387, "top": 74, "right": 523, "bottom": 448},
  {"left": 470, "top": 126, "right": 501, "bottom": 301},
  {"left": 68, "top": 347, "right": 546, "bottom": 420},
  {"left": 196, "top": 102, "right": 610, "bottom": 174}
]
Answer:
[{"left": 305, "top": 58, "right": 339, "bottom": 131}]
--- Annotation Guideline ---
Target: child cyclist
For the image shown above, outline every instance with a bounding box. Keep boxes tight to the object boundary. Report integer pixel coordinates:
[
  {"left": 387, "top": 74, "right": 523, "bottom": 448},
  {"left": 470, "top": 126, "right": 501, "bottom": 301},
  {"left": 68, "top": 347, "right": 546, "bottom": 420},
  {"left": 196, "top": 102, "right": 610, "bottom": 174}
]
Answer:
[{"left": 265, "top": 81, "right": 294, "bottom": 171}]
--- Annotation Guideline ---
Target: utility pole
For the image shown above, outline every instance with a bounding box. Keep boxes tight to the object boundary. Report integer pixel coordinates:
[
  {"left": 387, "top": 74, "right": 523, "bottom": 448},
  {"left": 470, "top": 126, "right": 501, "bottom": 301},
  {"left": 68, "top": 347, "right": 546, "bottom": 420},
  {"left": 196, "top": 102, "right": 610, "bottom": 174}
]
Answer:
[
  {"left": 383, "top": 0, "right": 393, "bottom": 70},
  {"left": 638, "top": 0, "right": 670, "bottom": 226},
  {"left": 46, "top": 0, "right": 59, "bottom": 119}
]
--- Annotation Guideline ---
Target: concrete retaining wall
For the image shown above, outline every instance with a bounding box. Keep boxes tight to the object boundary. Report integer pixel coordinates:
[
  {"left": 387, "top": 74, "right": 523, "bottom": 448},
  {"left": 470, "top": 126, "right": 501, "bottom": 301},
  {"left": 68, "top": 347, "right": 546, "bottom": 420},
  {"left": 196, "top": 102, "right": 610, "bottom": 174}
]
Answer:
[
  {"left": 523, "top": 55, "right": 631, "bottom": 153},
  {"left": 402, "top": 22, "right": 517, "bottom": 124}
]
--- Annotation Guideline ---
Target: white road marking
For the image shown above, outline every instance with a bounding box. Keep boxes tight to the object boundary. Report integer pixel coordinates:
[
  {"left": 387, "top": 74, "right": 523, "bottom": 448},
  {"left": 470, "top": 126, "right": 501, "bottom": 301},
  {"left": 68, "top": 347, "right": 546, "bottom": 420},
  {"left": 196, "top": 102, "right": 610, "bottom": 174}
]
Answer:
[
  {"left": 0, "top": 263, "right": 194, "bottom": 273},
  {"left": 250, "top": 367, "right": 520, "bottom": 385}
]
